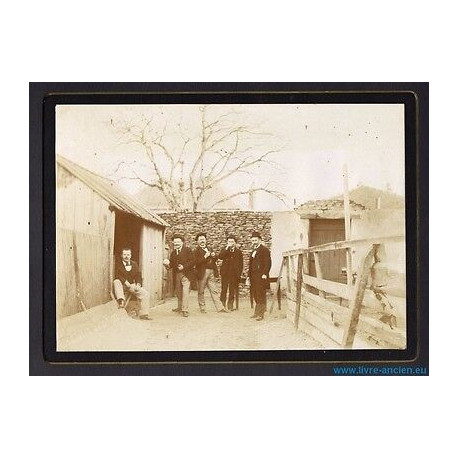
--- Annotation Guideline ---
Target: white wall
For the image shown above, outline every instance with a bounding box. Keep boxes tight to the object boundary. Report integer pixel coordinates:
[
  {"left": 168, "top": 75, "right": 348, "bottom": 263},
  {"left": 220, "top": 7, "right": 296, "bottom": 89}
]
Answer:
[
  {"left": 271, "top": 211, "right": 309, "bottom": 276},
  {"left": 351, "top": 209, "right": 406, "bottom": 274}
]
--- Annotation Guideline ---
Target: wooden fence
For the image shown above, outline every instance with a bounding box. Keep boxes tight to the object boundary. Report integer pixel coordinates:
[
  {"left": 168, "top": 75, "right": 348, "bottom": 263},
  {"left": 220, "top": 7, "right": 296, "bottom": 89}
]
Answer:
[{"left": 270, "top": 236, "right": 406, "bottom": 349}]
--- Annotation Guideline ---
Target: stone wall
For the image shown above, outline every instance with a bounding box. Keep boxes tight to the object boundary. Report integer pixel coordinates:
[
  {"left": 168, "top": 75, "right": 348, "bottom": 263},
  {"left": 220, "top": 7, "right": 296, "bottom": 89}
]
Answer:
[{"left": 158, "top": 211, "right": 273, "bottom": 295}]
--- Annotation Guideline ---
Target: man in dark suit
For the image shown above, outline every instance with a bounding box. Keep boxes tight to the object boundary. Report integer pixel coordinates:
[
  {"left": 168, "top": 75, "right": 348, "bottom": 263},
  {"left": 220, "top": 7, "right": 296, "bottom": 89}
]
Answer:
[
  {"left": 194, "top": 233, "right": 228, "bottom": 313},
  {"left": 113, "top": 247, "right": 151, "bottom": 320},
  {"left": 217, "top": 235, "right": 243, "bottom": 311},
  {"left": 248, "top": 231, "right": 272, "bottom": 321},
  {"left": 163, "top": 234, "right": 195, "bottom": 317}
]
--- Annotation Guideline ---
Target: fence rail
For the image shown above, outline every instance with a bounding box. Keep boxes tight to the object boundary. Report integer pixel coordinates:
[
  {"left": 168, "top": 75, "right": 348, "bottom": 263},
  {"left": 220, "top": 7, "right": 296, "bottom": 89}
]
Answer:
[{"left": 270, "top": 235, "right": 406, "bottom": 349}]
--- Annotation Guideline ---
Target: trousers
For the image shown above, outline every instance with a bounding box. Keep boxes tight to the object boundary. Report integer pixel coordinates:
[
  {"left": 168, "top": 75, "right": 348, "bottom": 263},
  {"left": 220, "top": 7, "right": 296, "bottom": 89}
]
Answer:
[
  {"left": 197, "top": 268, "right": 222, "bottom": 311},
  {"left": 250, "top": 276, "right": 267, "bottom": 318},
  {"left": 113, "top": 279, "right": 150, "bottom": 316},
  {"left": 220, "top": 274, "right": 239, "bottom": 310},
  {"left": 175, "top": 272, "right": 191, "bottom": 312}
]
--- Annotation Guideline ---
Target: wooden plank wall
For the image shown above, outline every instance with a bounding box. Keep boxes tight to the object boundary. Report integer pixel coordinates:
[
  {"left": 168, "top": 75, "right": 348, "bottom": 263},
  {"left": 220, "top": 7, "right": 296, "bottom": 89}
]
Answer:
[
  {"left": 56, "top": 228, "right": 78, "bottom": 317},
  {"left": 56, "top": 166, "right": 115, "bottom": 318},
  {"left": 140, "top": 224, "right": 165, "bottom": 306},
  {"left": 286, "top": 287, "right": 406, "bottom": 349},
  {"left": 163, "top": 246, "right": 174, "bottom": 298},
  {"left": 283, "top": 240, "right": 406, "bottom": 349}
]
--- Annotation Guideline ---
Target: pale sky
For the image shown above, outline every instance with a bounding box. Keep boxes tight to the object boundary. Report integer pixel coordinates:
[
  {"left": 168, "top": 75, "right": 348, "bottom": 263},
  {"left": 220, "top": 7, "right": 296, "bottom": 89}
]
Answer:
[{"left": 56, "top": 103, "right": 405, "bottom": 211}]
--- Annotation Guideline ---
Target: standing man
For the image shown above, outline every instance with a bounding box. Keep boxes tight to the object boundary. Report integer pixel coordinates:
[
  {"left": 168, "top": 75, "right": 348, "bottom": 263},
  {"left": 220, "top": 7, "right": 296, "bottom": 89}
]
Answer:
[
  {"left": 163, "top": 234, "right": 195, "bottom": 317},
  {"left": 194, "top": 233, "right": 229, "bottom": 313},
  {"left": 218, "top": 235, "right": 243, "bottom": 311},
  {"left": 113, "top": 247, "right": 151, "bottom": 320},
  {"left": 248, "top": 231, "right": 272, "bottom": 321}
]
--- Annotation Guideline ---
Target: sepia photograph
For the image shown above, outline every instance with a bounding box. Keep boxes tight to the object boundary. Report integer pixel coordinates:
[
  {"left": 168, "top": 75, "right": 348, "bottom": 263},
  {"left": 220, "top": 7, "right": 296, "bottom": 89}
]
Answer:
[{"left": 54, "top": 100, "right": 408, "bottom": 353}]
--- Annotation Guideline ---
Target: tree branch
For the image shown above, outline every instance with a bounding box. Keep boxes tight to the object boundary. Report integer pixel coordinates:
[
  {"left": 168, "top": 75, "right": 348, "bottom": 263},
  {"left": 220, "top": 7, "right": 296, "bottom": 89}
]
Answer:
[
  {"left": 110, "top": 107, "right": 285, "bottom": 212},
  {"left": 115, "top": 174, "right": 162, "bottom": 190},
  {"left": 210, "top": 149, "right": 279, "bottom": 186},
  {"left": 207, "top": 186, "right": 289, "bottom": 210}
]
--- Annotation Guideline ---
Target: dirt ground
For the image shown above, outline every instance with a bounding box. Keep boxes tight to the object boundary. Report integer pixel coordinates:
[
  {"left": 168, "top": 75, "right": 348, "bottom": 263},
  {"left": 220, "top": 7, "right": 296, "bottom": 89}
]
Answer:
[{"left": 57, "top": 291, "right": 322, "bottom": 352}]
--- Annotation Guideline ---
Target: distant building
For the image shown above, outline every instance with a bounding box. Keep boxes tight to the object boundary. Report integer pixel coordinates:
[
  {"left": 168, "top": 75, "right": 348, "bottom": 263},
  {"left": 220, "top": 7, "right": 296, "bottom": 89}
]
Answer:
[{"left": 269, "top": 186, "right": 405, "bottom": 280}]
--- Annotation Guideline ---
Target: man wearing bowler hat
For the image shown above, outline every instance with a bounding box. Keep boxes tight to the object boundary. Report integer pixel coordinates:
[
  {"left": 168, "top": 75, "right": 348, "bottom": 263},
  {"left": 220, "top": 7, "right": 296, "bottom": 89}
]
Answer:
[
  {"left": 247, "top": 231, "right": 271, "bottom": 321},
  {"left": 163, "top": 234, "right": 195, "bottom": 317},
  {"left": 217, "top": 235, "right": 244, "bottom": 311}
]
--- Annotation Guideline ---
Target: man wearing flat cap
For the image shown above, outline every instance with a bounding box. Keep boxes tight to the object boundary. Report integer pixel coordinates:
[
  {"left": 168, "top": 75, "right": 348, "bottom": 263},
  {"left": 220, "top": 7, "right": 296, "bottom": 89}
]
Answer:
[{"left": 248, "top": 231, "right": 272, "bottom": 321}]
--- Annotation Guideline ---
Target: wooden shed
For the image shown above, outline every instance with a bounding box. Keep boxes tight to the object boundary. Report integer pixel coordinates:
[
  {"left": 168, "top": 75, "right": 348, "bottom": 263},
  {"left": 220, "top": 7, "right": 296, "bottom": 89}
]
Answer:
[{"left": 56, "top": 155, "right": 169, "bottom": 319}]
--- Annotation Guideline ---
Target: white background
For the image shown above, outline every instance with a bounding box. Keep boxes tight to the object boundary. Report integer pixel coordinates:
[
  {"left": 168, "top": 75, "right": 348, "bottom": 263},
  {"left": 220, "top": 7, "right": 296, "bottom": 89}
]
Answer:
[{"left": 3, "top": 1, "right": 451, "bottom": 457}]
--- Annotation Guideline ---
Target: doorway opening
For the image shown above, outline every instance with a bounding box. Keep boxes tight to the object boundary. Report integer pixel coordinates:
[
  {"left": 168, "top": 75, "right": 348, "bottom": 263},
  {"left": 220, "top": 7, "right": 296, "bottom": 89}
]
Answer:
[
  {"left": 113, "top": 211, "right": 142, "bottom": 267},
  {"left": 308, "top": 218, "right": 347, "bottom": 295}
]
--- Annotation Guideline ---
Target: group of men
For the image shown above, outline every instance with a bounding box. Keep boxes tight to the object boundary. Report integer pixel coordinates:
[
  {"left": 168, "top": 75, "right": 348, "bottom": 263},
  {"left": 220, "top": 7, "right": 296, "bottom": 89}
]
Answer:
[{"left": 113, "top": 231, "right": 272, "bottom": 322}]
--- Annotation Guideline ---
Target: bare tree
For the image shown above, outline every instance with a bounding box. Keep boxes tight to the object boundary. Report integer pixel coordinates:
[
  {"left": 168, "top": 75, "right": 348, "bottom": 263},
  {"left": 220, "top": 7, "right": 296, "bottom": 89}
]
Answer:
[{"left": 110, "top": 106, "right": 287, "bottom": 211}]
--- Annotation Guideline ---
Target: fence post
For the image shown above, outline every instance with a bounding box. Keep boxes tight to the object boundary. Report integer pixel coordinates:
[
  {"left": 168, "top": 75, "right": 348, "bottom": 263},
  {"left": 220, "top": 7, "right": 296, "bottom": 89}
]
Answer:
[
  {"left": 285, "top": 255, "right": 292, "bottom": 293},
  {"left": 313, "top": 251, "right": 326, "bottom": 299},
  {"left": 270, "top": 257, "right": 285, "bottom": 313},
  {"left": 342, "top": 245, "right": 376, "bottom": 348},
  {"left": 294, "top": 254, "right": 304, "bottom": 329},
  {"left": 343, "top": 164, "right": 353, "bottom": 286}
]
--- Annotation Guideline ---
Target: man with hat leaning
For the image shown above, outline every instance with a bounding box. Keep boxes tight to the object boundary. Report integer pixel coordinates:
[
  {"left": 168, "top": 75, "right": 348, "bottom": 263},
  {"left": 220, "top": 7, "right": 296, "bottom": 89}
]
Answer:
[{"left": 247, "top": 231, "right": 272, "bottom": 321}]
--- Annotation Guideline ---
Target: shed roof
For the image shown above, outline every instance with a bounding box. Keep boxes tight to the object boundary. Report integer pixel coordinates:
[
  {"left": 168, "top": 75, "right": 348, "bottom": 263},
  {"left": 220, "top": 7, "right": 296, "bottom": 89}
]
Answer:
[{"left": 57, "top": 155, "right": 169, "bottom": 228}]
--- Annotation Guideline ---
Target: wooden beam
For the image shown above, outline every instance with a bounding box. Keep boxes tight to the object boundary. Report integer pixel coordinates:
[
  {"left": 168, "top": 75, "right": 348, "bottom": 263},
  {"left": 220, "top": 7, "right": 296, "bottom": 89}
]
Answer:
[
  {"left": 301, "top": 321, "right": 342, "bottom": 349},
  {"left": 303, "top": 253, "right": 309, "bottom": 276},
  {"left": 270, "top": 258, "right": 284, "bottom": 313},
  {"left": 108, "top": 210, "right": 116, "bottom": 300},
  {"left": 345, "top": 248, "right": 353, "bottom": 286},
  {"left": 303, "top": 291, "right": 350, "bottom": 320},
  {"left": 302, "top": 305, "right": 344, "bottom": 344},
  {"left": 342, "top": 245, "right": 376, "bottom": 349},
  {"left": 302, "top": 274, "right": 352, "bottom": 300},
  {"left": 299, "top": 213, "right": 362, "bottom": 220},
  {"left": 343, "top": 164, "right": 353, "bottom": 286},
  {"left": 358, "top": 315, "right": 406, "bottom": 349},
  {"left": 72, "top": 232, "right": 87, "bottom": 312},
  {"left": 294, "top": 254, "right": 304, "bottom": 329},
  {"left": 343, "top": 164, "right": 351, "bottom": 236},
  {"left": 283, "top": 235, "right": 404, "bottom": 257},
  {"left": 285, "top": 256, "right": 292, "bottom": 293},
  {"left": 303, "top": 252, "right": 310, "bottom": 294},
  {"left": 285, "top": 291, "right": 296, "bottom": 303},
  {"left": 313, "top": 252, "right": 326, "bottom": 299}
]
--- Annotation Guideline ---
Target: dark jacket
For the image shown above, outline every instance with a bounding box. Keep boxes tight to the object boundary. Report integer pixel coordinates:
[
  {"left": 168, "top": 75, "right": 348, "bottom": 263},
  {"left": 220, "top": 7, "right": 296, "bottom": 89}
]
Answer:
[
  {"left": 218, "top": 247, "right": 243, "bottom": 279},
  {"left": 168, "top": 246, "right": 195, "bottom": 279},
  {"left": 114, "top": 259, "right": 141, "bottom": 286},
  {"left": 194, "top": 246, "right": 218, "bottom": 280},
  {"left": 248, "top": 244, "right": 271, "bottom": 280}
]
